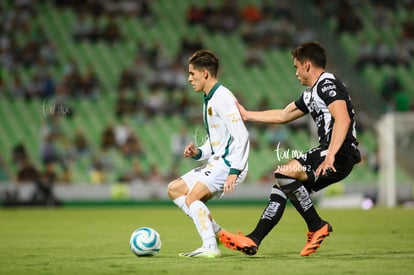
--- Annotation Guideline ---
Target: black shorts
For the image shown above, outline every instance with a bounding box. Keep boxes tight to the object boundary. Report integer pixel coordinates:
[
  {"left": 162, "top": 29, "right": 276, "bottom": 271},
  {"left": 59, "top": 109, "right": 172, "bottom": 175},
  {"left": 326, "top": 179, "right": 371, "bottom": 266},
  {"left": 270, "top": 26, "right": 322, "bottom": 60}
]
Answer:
[{"left": 295, "top": 145, "right": 361, "bottom": 193}]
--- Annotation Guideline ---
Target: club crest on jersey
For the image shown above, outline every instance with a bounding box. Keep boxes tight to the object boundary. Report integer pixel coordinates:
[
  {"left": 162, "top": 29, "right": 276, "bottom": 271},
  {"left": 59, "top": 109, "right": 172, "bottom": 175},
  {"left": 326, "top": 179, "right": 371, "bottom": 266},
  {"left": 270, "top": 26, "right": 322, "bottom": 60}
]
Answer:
[{"left": 208, "top": 107, "right": 213, "bottom": 116}]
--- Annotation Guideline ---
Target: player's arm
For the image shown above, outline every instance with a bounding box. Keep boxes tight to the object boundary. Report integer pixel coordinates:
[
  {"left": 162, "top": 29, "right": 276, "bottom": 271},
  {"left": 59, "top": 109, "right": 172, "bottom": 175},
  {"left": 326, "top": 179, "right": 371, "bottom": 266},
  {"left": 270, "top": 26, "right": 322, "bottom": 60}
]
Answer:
[
  {"left": 218, "top": 94, "right": 249, "bottom": 174},
  {"left": 316, "top": 100, "right": 351, "bottom": 176},
  {"left": 217, "top": 94, "right": 250, "bottom": 194},
  {"left": 236, "top": 101, "right": 305, "bottom": 124},
  {"left": 184, "top": 138, "right": 212, "bottom": 161},
  {"left": 190, "top": 140, "right": 212, "bottom": 161}
]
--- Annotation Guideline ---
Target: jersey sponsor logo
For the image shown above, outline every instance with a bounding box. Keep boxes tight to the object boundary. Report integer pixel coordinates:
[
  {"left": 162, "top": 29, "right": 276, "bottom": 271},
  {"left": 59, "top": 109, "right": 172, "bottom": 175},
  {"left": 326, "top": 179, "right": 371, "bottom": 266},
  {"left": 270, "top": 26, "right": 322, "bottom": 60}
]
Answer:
[
  {"left": 321, "top": 84, "right": 336, "bottom": 93},
  {"left": 210, "top": 140, "right": 221, "bottom": 146},
  {"left": 208, "top": 107, "right": 213, "bottom": 116},
  {"left": 227, "top": 112, "right": 241, "bottom": 123}
]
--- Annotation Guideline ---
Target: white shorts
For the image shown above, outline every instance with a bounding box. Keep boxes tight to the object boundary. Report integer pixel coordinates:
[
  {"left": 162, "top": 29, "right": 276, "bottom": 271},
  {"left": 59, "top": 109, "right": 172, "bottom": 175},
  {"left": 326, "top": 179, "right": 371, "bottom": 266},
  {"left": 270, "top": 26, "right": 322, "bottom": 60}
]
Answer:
[{"left": 181, "top": 159, "right": 248, "bottom": 198}]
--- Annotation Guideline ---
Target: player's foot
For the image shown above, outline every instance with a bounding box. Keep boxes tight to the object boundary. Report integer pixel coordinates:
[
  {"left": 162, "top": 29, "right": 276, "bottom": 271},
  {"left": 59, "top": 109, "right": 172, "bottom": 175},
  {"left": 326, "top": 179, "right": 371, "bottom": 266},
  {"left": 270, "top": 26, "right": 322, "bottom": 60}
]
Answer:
[
  {"left": 300, "top": 222, "right": 333, "bottom": 256},
  {"left": 179, "top": 247, "right": 221, "bottom": 258},
  {"left": 218, "top": 230, "right": 258, "bottom": 256}
]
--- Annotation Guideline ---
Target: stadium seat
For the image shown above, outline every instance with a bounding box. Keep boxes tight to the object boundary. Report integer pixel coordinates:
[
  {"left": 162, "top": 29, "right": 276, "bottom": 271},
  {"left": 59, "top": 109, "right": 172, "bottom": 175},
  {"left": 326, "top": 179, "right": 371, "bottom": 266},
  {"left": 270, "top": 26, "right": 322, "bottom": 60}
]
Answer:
[{"left": 2, "top": 0, "right": 406, "bottom": 186}]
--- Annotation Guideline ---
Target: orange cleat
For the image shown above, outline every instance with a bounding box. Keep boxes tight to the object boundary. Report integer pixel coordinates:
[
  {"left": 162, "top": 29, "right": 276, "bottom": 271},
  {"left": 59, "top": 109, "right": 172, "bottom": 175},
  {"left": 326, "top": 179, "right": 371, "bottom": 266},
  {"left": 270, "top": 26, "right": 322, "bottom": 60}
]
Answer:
[
  {"left": 218, "top": 230, "right": 258, "bottom": 256},
  {"left": 300, "top": 223, "right": 333, "bottom": 256}
]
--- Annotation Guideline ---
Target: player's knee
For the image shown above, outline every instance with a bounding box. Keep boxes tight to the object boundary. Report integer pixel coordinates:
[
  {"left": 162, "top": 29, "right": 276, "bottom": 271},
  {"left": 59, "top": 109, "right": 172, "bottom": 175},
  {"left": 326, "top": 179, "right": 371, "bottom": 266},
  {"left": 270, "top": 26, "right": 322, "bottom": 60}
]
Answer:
[
  {"left": 185, "top": 192, "right": 209, "bottom": 208},
  {"left": 274, "top": 172, "right": 296, "bottom": 187},
  {"left": 167, "top": 178, "right": 185, "bottom": 199},
  {"left": 270, "top": 184, "right": 287, "bottom": 200},
  {"left": 166, "top": 185, "right": 174, "bottom": 200},
  {"left": 274, "top": 172, "right": 304, "bottom": 199}
]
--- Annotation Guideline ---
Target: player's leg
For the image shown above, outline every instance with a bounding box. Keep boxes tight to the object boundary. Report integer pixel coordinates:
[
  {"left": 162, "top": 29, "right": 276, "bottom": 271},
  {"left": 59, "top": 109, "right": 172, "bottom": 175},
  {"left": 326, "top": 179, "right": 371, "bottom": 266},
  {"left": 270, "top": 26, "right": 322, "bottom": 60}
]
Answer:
[
  {"left": 272, "top": 160, "right": 332, "bottom": 256},
  {"left": 219, "top": 183, "right": 287, "bottom": 255},
  {"left": 169, "top": 164, "right": 226, "bottom": 258},
  {"left": 167, "top": 176, "right": 222, "bottom": 233},
  {"left": 167, "top": 178, "right": 191, "bottom": 216},
  {"left": 180, "top": 181, "right": 221, "bottom": 257},
  {"left": 276, "top": 159, "right": 326, "bottom": 233},
  {"left": 220, "top": 159, "right": 329, "bottom": 256},
  {"left": 297, "top": 152, "right": 359, "bottom": 256},
  {"left": 176, "top": 181, "right": 222, "bottom": 258},
  {"left": 219, "top": 163, "right": 307, "bottom": 255}
]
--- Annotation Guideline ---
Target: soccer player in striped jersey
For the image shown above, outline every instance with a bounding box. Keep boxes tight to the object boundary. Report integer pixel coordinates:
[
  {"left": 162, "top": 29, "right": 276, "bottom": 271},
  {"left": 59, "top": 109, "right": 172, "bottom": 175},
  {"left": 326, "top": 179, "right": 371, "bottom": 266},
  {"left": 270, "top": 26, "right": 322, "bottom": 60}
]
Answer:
[
  {"left": 167, "top": 50, "right": 250, "bottom": 258},
  {"left": 219, "top": 41, "right": 361, "bottom": 256}
]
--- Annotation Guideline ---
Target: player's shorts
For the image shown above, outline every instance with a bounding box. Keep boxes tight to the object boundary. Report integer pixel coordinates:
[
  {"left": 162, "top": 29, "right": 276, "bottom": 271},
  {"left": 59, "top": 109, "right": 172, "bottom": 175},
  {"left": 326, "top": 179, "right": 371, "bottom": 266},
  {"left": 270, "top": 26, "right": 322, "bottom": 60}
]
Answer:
[
  {"left": 295, "top": 145, "right": 361, "bottom": 193},
  {"left": 181, "top": 158, "right": 248, "bottom": 198}
]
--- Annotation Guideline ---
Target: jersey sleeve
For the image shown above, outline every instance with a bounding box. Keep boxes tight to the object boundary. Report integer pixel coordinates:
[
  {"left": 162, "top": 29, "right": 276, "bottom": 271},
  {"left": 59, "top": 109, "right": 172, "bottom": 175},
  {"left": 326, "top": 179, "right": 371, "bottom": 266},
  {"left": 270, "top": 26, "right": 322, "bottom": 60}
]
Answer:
[
  {"left": 215, "top": 91, "right": 249, "bottom": 175},
  {"left": 317, "top": 78, "right": 347, "bottom": 106},
  {"left": 193, "top": 137, "right": 212, "bottom": 161},
  {"left": 294, "top": 93, "right": 309, "bottom": 114}
]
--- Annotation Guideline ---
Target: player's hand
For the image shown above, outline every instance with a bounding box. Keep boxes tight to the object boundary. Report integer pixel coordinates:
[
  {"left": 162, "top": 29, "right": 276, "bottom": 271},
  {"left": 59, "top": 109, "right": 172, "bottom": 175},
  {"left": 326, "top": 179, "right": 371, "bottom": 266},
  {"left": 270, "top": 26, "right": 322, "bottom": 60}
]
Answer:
[
  {"left": 315, "top": 155, "right": 336, "bottom": 177},
  {"left": 224, "top": 174, "right": 238, "bottom": 194},
  {"left": 235, "top": 101, "right": 249, "bottom": 121},
  {"left": 183, "top": 143, "right": 199, "bottom": 158}
]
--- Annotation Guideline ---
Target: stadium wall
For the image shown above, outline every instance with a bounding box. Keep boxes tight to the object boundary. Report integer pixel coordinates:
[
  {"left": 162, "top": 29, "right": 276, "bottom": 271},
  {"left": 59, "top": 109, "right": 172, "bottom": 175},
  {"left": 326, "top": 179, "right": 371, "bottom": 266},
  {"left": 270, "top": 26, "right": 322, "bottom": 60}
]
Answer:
[
  {"left": 1, "top": 181, "right": 412, "bottom": 208},
  {"left": 0, "top": 182, "right": 274, "bottom": 205}
]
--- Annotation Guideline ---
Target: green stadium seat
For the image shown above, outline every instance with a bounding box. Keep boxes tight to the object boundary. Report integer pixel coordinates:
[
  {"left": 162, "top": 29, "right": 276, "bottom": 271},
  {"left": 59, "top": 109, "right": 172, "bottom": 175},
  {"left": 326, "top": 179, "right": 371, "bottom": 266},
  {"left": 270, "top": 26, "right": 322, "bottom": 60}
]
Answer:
[{"left": 2, "top": 0, "right": 404, "bottom": 186}]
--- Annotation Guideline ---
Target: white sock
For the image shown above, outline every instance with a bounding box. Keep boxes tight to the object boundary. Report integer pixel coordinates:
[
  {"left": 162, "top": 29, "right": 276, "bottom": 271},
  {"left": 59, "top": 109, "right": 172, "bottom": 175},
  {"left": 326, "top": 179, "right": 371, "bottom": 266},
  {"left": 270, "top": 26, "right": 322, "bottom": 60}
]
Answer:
[
  {"left": 211, "top": 218, "right": 222, "bottom": 235},
  {"left": 174, "top": 196, "right": 222, "bottom": 234},
  {"left": 173, "top": 195, "right": 190, "bottom": 217},
  {"left": 188, "top": 200, "right": 217, "bottom": 250}
]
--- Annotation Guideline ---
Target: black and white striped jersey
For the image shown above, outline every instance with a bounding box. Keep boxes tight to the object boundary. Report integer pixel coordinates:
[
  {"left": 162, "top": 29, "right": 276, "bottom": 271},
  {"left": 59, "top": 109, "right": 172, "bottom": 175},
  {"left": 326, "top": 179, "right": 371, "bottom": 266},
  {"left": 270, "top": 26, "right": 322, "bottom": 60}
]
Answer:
[{"left": 294, "top": 72, "right": 358, "bottom": 151}]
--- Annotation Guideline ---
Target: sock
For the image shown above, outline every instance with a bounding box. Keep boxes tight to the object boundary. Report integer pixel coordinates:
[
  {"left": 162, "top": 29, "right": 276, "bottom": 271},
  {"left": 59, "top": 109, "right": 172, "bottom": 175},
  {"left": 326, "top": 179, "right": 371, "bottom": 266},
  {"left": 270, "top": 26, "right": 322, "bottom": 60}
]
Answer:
[
  {"left": 247, "top": 185, "right": 287, "bottom": 246},
  {"left": 173, "top": 196, "right": 190, "bottom": 217},
  {"left": 278, "top": 175, "right": 323, "bottom": 232},
  {"left": 188, "top": 200, "right": 217, "bottom": 250},
  {"left": 211, "top": 218, "right": 222, "bottom": 235},
  {"left": 174, "top": 196, "right": 222, "bottom": 234}
]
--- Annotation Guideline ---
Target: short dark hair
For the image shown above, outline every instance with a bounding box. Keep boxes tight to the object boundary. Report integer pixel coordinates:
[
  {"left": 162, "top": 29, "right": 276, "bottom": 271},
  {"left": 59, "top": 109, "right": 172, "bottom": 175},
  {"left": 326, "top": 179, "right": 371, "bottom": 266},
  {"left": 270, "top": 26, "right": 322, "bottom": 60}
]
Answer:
[
  {"left": 189, "top": 50, "right": 219, "bottom": 78},
  {"left": 291, "top": 42, "right": 326, "bottom": 69}
]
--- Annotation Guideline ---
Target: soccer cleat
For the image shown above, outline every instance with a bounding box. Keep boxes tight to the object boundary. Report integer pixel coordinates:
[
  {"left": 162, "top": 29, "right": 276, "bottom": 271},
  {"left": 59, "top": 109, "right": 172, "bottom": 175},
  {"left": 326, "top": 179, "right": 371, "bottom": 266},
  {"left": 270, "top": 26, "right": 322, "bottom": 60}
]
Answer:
[
  {"left": 305, "top": 231, "right": 314, "bottom": 245},
  {"left": 179, "top": 247, "right": 221, "bottom": 258},
  {"left": 218, "top": 230, "right": 258, "bottom": 256},
  {"left": 300, "top": 223, "right": 333, "bottom": 256}
]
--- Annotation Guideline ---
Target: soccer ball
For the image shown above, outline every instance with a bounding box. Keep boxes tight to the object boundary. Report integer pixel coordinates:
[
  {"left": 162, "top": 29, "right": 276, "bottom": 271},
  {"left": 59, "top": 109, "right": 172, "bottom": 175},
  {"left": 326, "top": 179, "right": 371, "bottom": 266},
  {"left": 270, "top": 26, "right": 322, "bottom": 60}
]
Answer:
[{"left": 129, "top": 227, "right": 161, "bottom": 257}]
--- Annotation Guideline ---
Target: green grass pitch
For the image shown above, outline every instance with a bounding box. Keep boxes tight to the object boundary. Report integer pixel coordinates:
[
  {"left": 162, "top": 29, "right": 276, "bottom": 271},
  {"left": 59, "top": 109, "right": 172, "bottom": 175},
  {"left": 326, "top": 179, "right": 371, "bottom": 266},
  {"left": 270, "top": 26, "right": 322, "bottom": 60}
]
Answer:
[{"left": 1, "top": 205, "right": 413, "bottom": 275}]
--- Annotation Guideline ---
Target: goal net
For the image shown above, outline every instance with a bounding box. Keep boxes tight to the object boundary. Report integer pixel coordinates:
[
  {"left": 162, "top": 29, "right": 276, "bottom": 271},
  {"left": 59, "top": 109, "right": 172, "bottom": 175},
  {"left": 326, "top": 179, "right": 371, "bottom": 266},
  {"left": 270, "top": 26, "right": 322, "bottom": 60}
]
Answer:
[{"left": 377, "top": 112, "right": 414, "bottom": 207}]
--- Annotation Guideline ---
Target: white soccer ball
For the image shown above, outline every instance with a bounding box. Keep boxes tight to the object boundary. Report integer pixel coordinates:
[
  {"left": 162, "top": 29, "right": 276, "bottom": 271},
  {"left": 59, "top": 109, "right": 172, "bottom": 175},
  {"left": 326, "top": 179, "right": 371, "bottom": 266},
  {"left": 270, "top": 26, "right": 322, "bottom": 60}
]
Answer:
[{"left": 129, "top": 227, "right": 161, "bottom": 257}]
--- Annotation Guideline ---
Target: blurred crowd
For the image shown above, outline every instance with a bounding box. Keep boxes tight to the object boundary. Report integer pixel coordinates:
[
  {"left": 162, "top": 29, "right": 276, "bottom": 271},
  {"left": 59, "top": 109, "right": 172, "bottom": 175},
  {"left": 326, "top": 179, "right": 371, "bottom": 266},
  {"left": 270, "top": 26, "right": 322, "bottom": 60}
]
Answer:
[
  {"left": 187, "top": 0, "right": 316, "bottom": 68},
  {"left": 313, "top": 0, "right": 414, "bottom": 112},
  {"left": 1, "top": 0, "right": 411, "bottom": 189}
]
